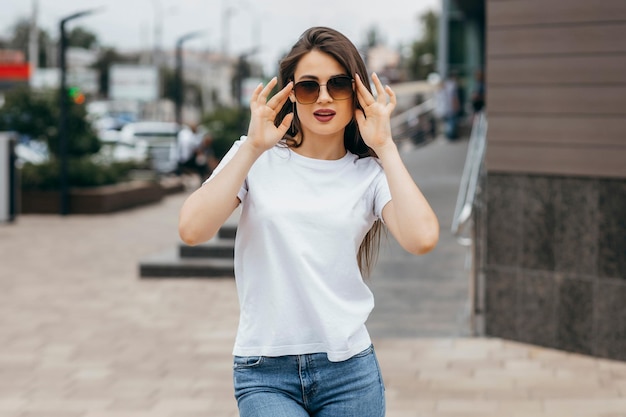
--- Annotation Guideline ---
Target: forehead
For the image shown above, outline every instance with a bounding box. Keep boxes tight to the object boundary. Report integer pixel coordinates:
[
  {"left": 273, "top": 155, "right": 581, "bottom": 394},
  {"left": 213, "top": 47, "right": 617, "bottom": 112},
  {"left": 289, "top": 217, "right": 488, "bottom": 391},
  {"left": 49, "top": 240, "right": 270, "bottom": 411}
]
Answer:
[{"left": 294, "top": 50, "right": 346, "bottom": 81}]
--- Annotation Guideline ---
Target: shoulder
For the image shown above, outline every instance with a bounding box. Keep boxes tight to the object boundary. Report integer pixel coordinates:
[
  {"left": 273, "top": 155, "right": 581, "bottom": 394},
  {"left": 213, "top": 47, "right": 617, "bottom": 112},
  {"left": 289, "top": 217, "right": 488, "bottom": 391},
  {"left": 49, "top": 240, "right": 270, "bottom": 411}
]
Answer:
[
  {"left": 351, "top": 153, "right": 384, "bottom": 170},
  {"left": 344, "top": 154, "right": 386, "bottom": 183}
]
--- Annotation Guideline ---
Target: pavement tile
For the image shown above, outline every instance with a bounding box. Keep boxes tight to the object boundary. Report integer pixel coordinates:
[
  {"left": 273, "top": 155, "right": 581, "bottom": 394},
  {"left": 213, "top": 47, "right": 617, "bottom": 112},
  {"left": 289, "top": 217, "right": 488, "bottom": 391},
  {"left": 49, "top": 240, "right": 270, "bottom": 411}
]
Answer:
[
  {"left": 0, "top": 399, "right": 25, "bottom": 412},
  {"left": 436, "top": 399, "right": 500, "bottom": 413},
  {"left": 1, "top": 138, "right": 625, "bottom": 417},
  {"left": 544, "top": 399, "right": 626, "bottom": 415}
]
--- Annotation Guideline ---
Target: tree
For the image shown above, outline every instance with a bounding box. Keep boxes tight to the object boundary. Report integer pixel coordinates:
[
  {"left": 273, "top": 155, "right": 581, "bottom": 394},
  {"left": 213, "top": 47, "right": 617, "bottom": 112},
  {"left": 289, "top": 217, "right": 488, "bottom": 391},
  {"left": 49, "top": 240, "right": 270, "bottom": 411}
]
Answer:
[
  {"left": 231, "top": 55, "right": 252, "bottom": 108},
  {"left": 365, "top": 26, "right": 383, "bottom": 49},
  {"left": 67, "top": 26, "right": 98, "bottom": 49},
  {"left": 406, "top": 10, "right": 438, "bottom": 80},
  {"left": 162, "top": 67, "right": 203, "bottom": 112},
  {"left": 202, "top": 106, "right": 249, "bottom": 160},
  {"left": 1, "top": 86, "right": 141, "bottom": 190},
  {"left": 0, "top": 86, "right": 55, "bottom": 141},
  {"left": 91, "top": 47, "right": 138, "bottom": 97},
  {"left": 7, "top": 19, "right": 31, "bottom": 53},
  {"left": 6, "top": 18, "right": 52, "bottom": 67},
  {"left": 0, "top": 86, "right": 99, "bottom": 158}
]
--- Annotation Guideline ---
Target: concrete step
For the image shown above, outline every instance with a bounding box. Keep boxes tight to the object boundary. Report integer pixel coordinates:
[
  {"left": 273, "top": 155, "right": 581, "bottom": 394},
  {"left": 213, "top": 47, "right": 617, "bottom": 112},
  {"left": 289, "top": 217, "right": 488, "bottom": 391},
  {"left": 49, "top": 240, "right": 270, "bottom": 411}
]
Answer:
[
  {"left": 138, "top": 222, "right": 238, "bottom": 279},
  {"left": 218, "top": 225, "right": 237, "bottom": 240},
  {"left": 179, "top": 239, "right": 235, "bottom": 258},
  {"left": 139, "top": 247, "right": 234, "bottom": 278}
]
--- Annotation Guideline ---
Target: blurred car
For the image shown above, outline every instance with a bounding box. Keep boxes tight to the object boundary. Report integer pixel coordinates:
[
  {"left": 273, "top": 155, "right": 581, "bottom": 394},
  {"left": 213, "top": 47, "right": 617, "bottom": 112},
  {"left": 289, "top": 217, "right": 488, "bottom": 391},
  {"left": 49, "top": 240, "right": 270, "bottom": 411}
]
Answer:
[
  {"left": 15, "top": 139, "right": 49, "bottom": 166},
  {"left": 119, "top": 121, "right": 181, "bottom": 175}
]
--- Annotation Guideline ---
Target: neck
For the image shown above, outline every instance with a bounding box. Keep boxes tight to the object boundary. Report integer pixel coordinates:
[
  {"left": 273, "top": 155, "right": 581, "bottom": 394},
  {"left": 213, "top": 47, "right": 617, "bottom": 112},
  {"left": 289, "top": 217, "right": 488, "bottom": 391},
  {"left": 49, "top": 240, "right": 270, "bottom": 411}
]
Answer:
[{"left": 292, "top": 133, "right": 346, "bottom": 160}]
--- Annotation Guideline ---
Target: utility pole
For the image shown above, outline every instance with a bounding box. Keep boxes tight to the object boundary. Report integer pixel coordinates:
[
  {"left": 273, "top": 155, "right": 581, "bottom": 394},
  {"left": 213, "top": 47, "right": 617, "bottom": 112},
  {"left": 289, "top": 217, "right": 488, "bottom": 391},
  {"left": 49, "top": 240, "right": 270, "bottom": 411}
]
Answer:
[
  {"left": 438, "top": 0, "right": 450, "bottom": 78},
  {"left": 28, "top": 0, "right": 39, "bottom": 75},
  {"left": 58, "top": 8, "right": 102, "bottom": 215},
  {"left": 174, "top": 31, "right": 204, "bottom": 127},
  {"left": 221, "top": 3, "right": 236, "bottom": 56}
]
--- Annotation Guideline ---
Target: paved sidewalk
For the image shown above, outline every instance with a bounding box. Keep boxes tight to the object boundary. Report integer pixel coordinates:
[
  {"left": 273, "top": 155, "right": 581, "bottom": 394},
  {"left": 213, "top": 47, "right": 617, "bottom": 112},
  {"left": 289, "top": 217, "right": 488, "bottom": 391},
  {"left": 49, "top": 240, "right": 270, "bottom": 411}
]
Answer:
[{"left": 1, "top": 139, "right": 625, "bottom": 417}]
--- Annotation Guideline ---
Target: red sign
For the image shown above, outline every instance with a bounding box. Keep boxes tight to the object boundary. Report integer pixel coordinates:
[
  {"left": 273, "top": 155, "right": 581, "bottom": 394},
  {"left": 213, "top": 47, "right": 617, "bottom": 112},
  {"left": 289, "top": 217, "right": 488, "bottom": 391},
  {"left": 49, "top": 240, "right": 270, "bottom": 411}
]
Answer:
[{"left": 0, "top": 64, "right": 31, "bottom": 81}]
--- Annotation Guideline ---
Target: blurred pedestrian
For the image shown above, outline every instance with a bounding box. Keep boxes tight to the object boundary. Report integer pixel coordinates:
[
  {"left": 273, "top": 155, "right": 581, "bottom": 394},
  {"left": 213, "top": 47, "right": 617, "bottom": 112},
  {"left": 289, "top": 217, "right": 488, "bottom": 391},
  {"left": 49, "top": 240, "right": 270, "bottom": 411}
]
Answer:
[
  {"left": 442, "top": 71, "right": 462, "bottom": 140},
  {"left": 194, "top": 128, "right": 219, "bottom": 178},
  {"left": 471, "top": 68, "right": 486, "bottom": 120},
  {"left": 179, "top": 26, "right": 439, "bottom": 417},
  {"left": 176, "top": 123, "right": 205, "bottom": 178}
]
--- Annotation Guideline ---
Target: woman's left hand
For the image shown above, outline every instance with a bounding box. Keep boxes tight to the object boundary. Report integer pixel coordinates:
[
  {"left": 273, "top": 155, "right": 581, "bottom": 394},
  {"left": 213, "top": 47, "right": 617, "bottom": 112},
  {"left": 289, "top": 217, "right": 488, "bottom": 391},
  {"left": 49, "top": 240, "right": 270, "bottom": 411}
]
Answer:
[{"left": 354, "top": 72, "right": 397, "bottom": 152}]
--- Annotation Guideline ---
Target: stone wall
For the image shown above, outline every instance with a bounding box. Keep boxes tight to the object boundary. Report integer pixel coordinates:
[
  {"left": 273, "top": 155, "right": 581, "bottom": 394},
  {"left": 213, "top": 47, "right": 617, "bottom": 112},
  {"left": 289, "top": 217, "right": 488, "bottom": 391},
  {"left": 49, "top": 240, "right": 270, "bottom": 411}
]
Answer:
[{"left": 477, "top": 173, "right": 626, "bottom": 361}]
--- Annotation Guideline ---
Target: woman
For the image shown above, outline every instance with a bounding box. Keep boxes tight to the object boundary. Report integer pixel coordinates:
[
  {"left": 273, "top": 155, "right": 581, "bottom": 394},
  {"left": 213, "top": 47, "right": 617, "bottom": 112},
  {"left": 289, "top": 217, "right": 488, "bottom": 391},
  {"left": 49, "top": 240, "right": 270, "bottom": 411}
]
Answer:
[{"left": 179, "top": 26, "right": 439, "bottom": 417}]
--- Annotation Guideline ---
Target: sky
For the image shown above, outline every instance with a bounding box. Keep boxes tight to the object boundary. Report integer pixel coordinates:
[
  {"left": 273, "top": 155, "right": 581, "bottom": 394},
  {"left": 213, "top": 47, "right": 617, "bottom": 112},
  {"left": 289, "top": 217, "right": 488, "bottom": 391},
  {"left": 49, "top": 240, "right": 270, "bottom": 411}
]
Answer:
[{"left": 0, "top": 0, "right": 440, "bottom": 73}]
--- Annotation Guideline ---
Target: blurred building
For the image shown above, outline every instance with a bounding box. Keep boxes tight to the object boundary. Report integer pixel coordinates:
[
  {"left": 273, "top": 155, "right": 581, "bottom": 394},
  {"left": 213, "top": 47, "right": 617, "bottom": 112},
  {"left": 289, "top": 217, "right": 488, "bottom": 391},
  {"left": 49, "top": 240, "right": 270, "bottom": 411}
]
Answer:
[
  {"left": 0, "top": 50, "right": 30, "bottom": 93},
  {"left": 20, "top": 34, "right": 253, "bottom": 125},
  {"left": 440, "top": 0, "right": 626, "bottom": 362},
  {"left": 438, "top": 0, "right": 485, "bottom": 111},
  {"left": 162, "top": 49, "right": 240, "bottom": 114},
  {"left": 366, "top": 45, "right": 403, "bottom": 83}
]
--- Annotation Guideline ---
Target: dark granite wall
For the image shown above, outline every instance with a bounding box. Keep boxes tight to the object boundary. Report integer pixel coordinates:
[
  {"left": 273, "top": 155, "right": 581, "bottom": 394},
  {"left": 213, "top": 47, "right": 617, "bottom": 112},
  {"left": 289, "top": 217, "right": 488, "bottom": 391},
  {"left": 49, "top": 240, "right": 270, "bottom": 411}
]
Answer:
[{"left": 477, "top": 173, "right": 626, "bottom": 361}]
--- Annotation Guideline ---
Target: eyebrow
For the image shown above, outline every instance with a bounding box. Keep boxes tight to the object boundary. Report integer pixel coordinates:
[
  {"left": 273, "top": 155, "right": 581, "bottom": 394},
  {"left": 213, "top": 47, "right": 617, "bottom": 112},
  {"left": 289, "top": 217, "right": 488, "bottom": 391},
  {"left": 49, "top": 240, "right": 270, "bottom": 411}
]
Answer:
[{"left": 295, "top": 74, "right": 348, "bottom": 82}]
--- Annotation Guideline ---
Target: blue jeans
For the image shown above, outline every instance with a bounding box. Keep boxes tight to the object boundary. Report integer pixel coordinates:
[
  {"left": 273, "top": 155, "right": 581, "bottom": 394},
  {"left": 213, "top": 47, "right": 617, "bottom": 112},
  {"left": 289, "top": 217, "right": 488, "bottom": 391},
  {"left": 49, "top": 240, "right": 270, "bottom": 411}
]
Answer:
[
  {"left": 445, "top": 114, "right": 459, "bottom": 139},
  {"left": 233, "top": 345, "right": 386, "bottom": 416}
]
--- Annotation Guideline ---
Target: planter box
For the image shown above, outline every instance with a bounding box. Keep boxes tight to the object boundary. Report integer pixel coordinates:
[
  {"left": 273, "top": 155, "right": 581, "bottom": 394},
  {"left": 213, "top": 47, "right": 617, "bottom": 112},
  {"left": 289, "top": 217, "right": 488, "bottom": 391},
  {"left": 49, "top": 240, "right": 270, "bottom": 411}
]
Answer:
[{"left": 20, "top": 179, "right": 181, "bottom": 214}]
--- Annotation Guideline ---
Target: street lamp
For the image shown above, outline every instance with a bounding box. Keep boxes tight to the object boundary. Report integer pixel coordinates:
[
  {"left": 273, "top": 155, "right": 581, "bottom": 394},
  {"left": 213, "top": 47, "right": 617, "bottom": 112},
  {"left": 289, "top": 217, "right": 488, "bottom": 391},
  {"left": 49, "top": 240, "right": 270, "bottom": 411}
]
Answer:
[
  {"left": 58, "top": 7, "right": 103, "bottom": 216},
  {"left": 234, "top": 47, "right": 259, "bottom": 109},
  {"left": 149, "top": 0, "right": 163, "bottom": 67},
  {"left": 174, "top": 31, "right": 204, "bottom": 127},
  {"left": 221, "top": 3, "right": 236, "bottom": 55}
]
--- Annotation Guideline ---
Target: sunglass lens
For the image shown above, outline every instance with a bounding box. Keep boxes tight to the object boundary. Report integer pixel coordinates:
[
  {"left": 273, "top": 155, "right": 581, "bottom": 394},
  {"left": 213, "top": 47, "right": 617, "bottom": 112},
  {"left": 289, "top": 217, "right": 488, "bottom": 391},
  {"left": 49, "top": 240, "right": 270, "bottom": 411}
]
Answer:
[
  {"left": 328, "top": 77, "right": 353, "bottom": 99},
  {"left": 295, "top": 81, "right": 319, "bottom": 104}
]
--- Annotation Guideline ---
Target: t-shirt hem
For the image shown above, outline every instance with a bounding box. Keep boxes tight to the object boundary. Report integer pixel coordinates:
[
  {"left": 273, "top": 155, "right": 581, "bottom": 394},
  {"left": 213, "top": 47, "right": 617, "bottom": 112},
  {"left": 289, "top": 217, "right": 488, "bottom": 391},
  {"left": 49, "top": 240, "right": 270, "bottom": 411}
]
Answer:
[{"left": 233, "top": 338, "right": 372, "bottom": 362}]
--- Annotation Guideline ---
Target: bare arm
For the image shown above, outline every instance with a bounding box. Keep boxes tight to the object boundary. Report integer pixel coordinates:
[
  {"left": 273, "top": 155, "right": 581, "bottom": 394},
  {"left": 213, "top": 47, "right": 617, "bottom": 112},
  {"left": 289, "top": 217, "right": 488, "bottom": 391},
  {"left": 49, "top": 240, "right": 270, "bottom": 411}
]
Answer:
[
  {"left": 377, "top": 142, "right": 439, "bottom": 255},
  {"left": 178, "top": 78, "right": 294, "bottom": 245},
  {"left": 178, "top": 141, "right": 262, "bottom": 245},
  {"left": 355, "top": 73, "right": 439, "bottom": 255}
]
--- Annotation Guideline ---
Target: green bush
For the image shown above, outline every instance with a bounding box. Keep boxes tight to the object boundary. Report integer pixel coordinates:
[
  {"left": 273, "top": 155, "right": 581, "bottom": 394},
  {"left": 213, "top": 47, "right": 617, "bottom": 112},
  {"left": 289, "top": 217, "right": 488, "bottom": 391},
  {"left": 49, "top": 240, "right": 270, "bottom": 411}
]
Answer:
[
  {"left": 202, "top": 106, "right": 249, "bottom": 160},
  {"left": 0, "top": 86, "right": 145, "bottom": 192},
  {"left": 0, "top": 86, "right": 100, "bottom": 158},
  {"left": 20, "top": 158, "right": 142, "bottom": 190}
]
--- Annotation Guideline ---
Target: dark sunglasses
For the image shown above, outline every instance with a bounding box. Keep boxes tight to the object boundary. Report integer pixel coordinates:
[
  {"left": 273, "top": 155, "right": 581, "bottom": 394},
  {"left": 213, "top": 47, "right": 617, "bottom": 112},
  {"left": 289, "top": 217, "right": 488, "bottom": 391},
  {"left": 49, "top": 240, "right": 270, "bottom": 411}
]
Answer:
[{"left": 293, "top": 75, "right": 354, "bottom": 104}]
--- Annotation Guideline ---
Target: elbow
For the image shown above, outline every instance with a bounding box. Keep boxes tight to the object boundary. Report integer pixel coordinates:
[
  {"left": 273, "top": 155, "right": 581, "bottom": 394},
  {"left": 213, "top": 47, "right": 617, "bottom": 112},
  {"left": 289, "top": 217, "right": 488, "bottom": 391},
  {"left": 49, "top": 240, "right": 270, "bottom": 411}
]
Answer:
[
  {"left": 405, "top": 228, "right": 439, "bottom": 255},
  {"left": 178, "top": 219, "right": 213, "bottom": 246},
  {"left": 179, "top": 225, "right": 200, "bottom": 246},
  {"left": 417, "top": 234, "right": 439, "bottom": 255}
]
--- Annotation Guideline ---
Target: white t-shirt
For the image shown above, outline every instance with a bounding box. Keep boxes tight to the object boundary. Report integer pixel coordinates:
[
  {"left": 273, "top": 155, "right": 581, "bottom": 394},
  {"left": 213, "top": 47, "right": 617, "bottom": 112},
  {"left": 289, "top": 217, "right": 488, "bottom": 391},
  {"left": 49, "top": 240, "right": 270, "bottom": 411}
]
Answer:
[{"left": 206, "top": 137, "right": 392, "bottom": 362}]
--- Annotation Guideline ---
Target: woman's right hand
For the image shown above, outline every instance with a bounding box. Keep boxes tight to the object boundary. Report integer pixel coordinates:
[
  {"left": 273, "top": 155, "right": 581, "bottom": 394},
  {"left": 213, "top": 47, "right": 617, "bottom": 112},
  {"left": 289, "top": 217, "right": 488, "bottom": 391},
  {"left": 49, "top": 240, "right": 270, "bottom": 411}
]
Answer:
[{"left": 246, "top": 77, "right": 294, "bottom": 153}]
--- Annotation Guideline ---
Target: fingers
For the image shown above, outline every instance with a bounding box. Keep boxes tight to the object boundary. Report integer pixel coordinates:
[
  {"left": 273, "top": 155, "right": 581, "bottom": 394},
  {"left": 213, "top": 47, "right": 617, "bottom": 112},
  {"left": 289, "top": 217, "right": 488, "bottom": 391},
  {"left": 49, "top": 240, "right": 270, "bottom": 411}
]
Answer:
[
  {"left": 266, "top": 80, "right": 293, "bottom": 109},
  {"left": 385, "top": 84, "right": 397, "bottom": 112},
  {"left": 276, "top": 112, "right": 294, "bottom": 136},
  {"left": 252, "top": 77, "right": 277, "bottom": 109},
  {"left": 354, "top": 73, "right": 374, "bottom": 107},
  {"left": 251, "top": 77, "right": 294, "bottom": 114},
  {"left": 249, "top": 82, "right": 265, "bottom": 108},
  {"left": 354, "top": 73, "right": 395, "bottom": 109},
  {"left": 370, "top": 72, "right": 387, "bottom": 102}
]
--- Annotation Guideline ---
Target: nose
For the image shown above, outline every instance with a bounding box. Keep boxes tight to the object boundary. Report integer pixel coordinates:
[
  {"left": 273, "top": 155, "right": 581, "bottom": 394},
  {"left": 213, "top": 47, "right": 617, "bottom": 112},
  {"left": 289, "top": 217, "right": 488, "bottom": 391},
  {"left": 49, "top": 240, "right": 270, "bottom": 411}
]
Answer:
[{"left": 317, "top": 84, "right": 333, "bottom": 103}]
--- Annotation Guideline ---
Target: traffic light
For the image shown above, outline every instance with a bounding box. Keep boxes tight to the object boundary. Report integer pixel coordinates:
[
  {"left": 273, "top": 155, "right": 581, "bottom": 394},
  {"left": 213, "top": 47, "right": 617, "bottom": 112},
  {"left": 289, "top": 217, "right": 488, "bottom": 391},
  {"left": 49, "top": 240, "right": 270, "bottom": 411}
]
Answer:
[{"left": 68, "top": 86, "right": 85, "bottom": 104}]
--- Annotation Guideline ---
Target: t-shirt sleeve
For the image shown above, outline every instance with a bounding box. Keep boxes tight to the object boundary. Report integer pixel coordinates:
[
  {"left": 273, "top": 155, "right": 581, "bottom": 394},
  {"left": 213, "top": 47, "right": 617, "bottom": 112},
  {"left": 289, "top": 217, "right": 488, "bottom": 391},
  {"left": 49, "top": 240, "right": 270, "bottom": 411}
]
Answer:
[
  {"left": 203, "top": 136, "right": 248, "bottom": 202},
  {"left": 372, "top": 169, "right": 392, "bottom": 222}
]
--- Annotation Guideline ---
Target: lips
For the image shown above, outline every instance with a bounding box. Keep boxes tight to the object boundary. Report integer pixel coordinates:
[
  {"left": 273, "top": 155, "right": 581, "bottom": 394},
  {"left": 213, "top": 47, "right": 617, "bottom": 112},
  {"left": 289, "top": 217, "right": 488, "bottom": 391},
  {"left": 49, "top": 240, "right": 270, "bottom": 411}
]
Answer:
[{"left": 313, "top": 109, "right": 336, "bottom": 122}]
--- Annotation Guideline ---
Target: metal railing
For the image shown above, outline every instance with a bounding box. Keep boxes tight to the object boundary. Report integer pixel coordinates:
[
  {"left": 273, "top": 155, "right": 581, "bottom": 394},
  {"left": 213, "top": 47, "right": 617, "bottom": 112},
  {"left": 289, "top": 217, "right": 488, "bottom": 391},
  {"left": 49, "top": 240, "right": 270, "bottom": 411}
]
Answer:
[
  {"left": 390, "top": 99, "right": 437, "bottom": 145},
  {"left": 451, "top": 111, "right": 487, "bottom": 246},
  {"left": 450, "top": 111, "right": 488, "bottom": 336}
]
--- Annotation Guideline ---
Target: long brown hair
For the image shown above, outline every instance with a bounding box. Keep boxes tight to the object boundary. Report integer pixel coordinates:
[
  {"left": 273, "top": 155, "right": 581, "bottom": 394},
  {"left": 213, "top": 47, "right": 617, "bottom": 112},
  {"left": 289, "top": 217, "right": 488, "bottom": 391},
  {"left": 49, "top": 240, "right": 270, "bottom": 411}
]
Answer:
[{"left": 274, "top": 26, "right": 385, "bottom": 277}]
